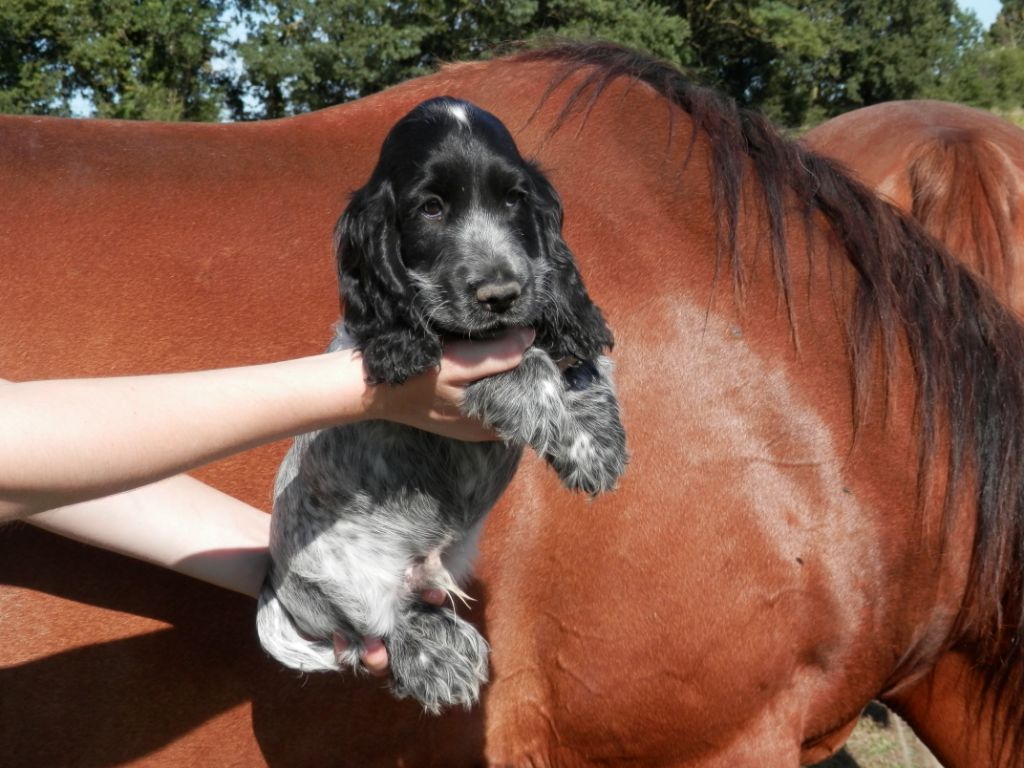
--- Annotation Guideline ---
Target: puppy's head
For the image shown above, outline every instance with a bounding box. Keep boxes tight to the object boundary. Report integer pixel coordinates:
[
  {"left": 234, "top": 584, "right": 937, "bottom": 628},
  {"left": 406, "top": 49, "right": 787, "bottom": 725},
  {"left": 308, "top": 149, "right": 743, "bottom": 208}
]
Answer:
[{"left": 337, "top": 97, "right": 612, "bottom": 385}]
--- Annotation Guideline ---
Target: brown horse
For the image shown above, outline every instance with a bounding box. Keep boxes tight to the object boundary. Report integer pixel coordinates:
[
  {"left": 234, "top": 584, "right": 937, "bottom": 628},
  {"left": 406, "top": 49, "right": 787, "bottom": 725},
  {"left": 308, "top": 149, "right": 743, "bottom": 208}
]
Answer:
[
  {"left": 2, "top": 44, "right": 1023, "bottom": 767},
  {"left": 803, "top": 100, "right": 1024, "bottom": 314}
]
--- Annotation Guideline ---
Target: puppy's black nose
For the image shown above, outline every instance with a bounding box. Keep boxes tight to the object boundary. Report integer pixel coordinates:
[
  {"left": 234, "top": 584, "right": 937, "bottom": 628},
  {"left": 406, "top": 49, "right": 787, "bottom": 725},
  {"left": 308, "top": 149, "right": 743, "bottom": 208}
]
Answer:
[{"left": 475, "top": 280, "right": 521, "bottom": 313}]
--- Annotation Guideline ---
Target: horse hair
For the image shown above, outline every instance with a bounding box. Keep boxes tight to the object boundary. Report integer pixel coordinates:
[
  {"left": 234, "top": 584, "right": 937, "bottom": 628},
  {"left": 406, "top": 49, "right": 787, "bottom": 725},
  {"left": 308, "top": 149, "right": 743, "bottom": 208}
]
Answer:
[{"left": 908, "top": 131, "right": 1021, "bottom": 307}]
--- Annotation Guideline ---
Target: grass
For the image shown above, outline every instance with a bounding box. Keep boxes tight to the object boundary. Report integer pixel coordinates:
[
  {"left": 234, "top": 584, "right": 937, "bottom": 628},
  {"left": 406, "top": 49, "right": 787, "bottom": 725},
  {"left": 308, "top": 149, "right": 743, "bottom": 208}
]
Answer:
[
  {"left": 812, "top": 704, "right": 942, "bottom": 768},
  {"left": 991, "top": 106, "right": 1024, "bottom": 128}
]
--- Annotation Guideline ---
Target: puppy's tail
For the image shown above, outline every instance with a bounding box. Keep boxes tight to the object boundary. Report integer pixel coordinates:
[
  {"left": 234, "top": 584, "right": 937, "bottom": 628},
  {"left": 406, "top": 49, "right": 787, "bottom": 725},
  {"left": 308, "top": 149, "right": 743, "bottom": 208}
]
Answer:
[{"left": 256, "top": 579, "right": 339, "bottom": 673}]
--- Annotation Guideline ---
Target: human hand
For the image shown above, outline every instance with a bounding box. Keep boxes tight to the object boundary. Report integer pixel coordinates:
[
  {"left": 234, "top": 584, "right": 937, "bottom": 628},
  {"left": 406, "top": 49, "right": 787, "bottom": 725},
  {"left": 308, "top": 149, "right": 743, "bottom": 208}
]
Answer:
[
  {"left": 365, "top": 327, "right": 535, "bottom": 441},
  {"left": 335, "top": 588, "right": 448, "bottom": 676}
]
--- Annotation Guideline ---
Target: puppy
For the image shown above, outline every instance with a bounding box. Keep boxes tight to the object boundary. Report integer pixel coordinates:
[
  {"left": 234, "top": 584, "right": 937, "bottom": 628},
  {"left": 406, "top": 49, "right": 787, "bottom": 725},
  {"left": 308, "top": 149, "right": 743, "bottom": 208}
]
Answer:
[{"left": 257, "top": 97, "right": 627, "bottom": 713}]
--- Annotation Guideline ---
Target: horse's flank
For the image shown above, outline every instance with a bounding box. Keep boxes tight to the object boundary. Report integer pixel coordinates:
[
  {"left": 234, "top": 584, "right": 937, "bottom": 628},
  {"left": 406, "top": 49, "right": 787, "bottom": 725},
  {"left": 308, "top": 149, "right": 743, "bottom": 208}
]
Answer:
[{"left": 528, "top": 38, "right": 1024, "bottom": 712}]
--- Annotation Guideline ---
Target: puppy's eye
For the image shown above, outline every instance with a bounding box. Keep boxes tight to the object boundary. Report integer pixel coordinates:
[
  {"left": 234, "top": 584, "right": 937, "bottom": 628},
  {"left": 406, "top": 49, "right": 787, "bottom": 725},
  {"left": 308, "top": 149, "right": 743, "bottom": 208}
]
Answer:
[
  {"left": 505, "top": 190, "right": 526, "bottom": 209},
  {"left": 420, "top": 199, "right": 444, "bottom": 220}
]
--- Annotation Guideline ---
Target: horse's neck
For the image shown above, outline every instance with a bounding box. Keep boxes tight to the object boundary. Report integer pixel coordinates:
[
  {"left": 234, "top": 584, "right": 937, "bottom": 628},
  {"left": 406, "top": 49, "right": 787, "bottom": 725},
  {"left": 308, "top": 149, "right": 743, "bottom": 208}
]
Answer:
[{"left": 886, "top": 650, "right": 1022, "bottom": 768}]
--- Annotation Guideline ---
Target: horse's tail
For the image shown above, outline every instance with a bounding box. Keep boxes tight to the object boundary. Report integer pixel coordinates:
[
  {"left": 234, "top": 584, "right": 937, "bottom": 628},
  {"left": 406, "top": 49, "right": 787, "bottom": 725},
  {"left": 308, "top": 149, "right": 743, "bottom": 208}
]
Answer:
[
  {"left": 256, "top": 578, "right": 339, "bottom": 672},
  {"left": 908, "top": 130, "right": 1023, "bottom": 307}
]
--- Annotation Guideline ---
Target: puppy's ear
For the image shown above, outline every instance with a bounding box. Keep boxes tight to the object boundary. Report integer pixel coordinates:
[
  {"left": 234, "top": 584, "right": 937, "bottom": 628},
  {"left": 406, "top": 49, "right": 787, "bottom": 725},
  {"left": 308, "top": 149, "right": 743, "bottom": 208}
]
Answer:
[
  {"left": 530, "top": 170, "right": 614, "bottom": 361},
  {"left": 336, "top": 178, "right": 442, "bottom": 385}
]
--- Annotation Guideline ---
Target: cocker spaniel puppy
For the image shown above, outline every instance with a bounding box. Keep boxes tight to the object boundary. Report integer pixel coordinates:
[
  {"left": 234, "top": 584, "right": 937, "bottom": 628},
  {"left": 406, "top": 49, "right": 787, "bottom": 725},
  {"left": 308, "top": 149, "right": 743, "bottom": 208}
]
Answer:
[{"left": 257, "top": 97, "right": 627, "bottom": 712}]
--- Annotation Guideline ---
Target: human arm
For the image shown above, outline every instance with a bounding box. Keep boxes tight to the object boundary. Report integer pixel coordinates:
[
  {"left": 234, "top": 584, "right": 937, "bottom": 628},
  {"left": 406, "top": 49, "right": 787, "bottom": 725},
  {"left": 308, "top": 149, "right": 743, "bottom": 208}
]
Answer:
[
  {"left": 0, "top": 328, "right": 534, "bottom": 520},
  {"left": 30, "top": 474, "right": 271, "bottom": 598},
  {"left": 9, "top": 331, "right": 534, "bottom": 673},
  {"left": 30, "top": 475, "right": 431, "bottom": 674}
]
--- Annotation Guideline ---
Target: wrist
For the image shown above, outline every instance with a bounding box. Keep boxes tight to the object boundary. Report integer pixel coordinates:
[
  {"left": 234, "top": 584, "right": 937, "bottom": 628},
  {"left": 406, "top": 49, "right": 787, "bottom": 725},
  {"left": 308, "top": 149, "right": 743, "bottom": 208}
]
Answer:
[{"left": 299, "top": 349, "right": 377, "bottom": 428}]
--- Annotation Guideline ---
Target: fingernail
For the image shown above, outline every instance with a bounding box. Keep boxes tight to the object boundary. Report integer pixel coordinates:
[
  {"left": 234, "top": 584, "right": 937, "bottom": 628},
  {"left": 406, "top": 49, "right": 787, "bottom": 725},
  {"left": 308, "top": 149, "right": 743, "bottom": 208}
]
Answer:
[{"left": 361, "top": 637, "right": 388, "bottom": 672}]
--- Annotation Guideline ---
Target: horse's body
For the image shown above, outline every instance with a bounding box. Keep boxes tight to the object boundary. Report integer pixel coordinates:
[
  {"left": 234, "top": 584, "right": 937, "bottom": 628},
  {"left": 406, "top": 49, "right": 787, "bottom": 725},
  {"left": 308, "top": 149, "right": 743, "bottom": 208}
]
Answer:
[
  {"left": 803, "top": 100, "right": 1024, "bottom": 313},
  {"left": 2, "top": 46, "right": 1021, "bottom": 767}
]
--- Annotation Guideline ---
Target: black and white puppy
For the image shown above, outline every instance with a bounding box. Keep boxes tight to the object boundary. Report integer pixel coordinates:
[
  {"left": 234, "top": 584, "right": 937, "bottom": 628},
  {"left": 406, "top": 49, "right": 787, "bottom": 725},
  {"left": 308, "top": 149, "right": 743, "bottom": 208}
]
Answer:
[{"left": 257, "top": 97, "right": 627, "bottom": 713}]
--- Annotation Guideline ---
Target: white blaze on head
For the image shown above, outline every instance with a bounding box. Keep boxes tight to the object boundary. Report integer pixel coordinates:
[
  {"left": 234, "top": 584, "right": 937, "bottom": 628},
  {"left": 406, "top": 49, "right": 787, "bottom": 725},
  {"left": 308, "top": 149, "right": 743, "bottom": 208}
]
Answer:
[{"left": 448, "top": 103, "right": 470, "bottom": 127}]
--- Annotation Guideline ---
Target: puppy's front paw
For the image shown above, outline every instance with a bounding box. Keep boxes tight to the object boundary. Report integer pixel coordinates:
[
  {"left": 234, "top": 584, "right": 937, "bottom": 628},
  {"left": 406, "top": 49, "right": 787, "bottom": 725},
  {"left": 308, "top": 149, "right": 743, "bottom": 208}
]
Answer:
[
  {"left": 462, "top": 348, "right": 566, "bottom": 452},
  {"left": 545, "top": 359, "right": 628, "bottom": 495},
  {"left": 548, "top": 422, "right": 627, "bottom": 494},
  {"left": 387, "top": 606, "right": 489, "bottom": 714}
]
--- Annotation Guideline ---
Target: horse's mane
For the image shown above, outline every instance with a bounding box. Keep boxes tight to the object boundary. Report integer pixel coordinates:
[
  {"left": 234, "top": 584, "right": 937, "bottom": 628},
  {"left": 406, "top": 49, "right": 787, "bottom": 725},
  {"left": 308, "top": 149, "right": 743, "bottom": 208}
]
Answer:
[
  {"left": 514, "top": 41, "right": 1024, "bottom": 752},
  {"left": 908, "top": 130, "right": 1021, "bottom": 307}
]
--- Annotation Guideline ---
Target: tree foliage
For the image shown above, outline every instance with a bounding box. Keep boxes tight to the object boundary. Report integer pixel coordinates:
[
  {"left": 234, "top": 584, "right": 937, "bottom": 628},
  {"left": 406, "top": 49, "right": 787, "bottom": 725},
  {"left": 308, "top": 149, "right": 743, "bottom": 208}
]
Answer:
[
  {"left": 0, "top": 0, "right": 225, "bottom": 120},
  {"left": 672, "top": 0, "right": 847, "bottom": 125},
  {"left": 228, "top": 0, "right": 689, "bottom": 119},
  {"left": 992, "top": 0, "right": 1024, "bottom": 47},
  {"left": 830, "top": 0, "right": 964, "bottom": 108},
  {"left": 671, "top": 0, "right": 986, "bottom": 126},
  {"left": 1, "top": 0, "right": 1022, "bottom": 127}
]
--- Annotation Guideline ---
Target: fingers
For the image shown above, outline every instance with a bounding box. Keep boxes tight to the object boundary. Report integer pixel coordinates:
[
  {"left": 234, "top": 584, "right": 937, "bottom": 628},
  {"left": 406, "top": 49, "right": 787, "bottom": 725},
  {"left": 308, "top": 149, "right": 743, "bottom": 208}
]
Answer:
[
  {"left": 332, "top": 590, "right": 447, "bottom": 677},
  {"left": 334, "top": 633, "right": 390, "bottom": 677},
  {"left": 442, "top": 328, "right": 535, "bottom": 383},
  {"left": 359, "top": 637, "right": 389, "bottom": 676}
]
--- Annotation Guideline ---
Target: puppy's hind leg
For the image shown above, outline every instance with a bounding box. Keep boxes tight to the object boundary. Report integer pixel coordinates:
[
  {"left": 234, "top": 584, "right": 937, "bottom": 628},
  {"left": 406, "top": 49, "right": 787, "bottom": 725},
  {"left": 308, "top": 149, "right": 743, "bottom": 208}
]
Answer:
[
  {"left": 256, "top": 574, "right": 340, "bottom": 672},
  {"left": 387, "top": 602, "right": 489, "bottom": 714},
  {"left": 258, "top": 535, "right": 404, "bottom": 676}
]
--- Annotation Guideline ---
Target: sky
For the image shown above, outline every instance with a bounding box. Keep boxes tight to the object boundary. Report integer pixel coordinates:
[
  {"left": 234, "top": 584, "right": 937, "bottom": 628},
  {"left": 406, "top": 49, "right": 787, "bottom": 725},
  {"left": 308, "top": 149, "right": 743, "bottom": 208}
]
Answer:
[{"left": 963, "top": 0, "right": 1002, "bottom": 27}]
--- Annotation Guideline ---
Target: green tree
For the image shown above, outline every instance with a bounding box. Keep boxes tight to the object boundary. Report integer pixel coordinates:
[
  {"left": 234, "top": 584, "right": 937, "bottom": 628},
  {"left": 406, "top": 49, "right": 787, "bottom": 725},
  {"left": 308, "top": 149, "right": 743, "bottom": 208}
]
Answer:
[
  {"left": 991, "top": 0, "right": 1024, "bottom": 48},
  {"left": 671, "top": 0, "right": 989, "bottom": 126},
  {"left": 229, "top": 0, "right": 690, "bottom": 119},
  {"left": 230, "top": 0, "right": 436, "bottom": 118},
  {"left": 928, "top": 8, "right": 993, "bottom": 104},
  {"left": 983, "top": 45, "right": 1024, "bottom": 106},
  {"left": 818, "top": 0, "right": 964, "bottom": 112},
  {"left": 528, "top": 0, "right": 690, "bottom": 64},
  {"left": 744, "top": 1, "right": 841, "bottom": 125},
  {"left": 0, "top": 0, "right": 226, "bottom": 120},
  {"left": 977, "top": 0, "right": 1024, "bottom": 110},
  {"left": 1, "top": 0, "right": 1005, "bottom": 128},
  {"left": 669, "top": 0, "right": 847, "bottom": 126},
  {"left": 936, "top": 0, "right": 1024, "bottom": 112}
]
